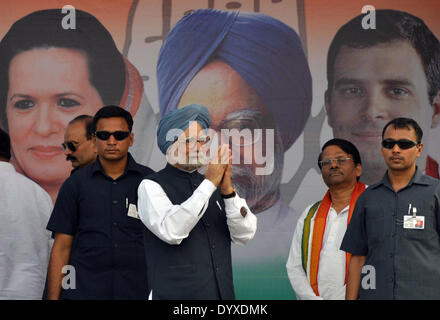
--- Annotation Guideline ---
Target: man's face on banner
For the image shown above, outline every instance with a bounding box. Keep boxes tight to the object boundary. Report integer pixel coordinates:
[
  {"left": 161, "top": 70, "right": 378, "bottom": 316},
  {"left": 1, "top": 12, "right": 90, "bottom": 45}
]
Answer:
[
  {"left": 325, "top": 40, "right": 440, "bottom": 184},
  {"left": 177, "top": 60, "right": 283, "bottom": 213},
  {"left": 6, "top": 47, "right": 103, "bottom": 189}
]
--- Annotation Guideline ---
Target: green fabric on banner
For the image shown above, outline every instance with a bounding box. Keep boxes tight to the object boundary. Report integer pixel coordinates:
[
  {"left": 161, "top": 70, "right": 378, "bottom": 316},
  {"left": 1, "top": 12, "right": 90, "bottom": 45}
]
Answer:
[{"left": 233, "top": 259, "right": 296, "bottom": 300}]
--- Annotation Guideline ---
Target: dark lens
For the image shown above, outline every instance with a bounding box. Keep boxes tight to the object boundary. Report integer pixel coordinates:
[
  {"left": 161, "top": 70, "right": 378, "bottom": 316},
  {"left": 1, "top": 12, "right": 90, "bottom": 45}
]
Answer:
[
  {"left": 113, "top": 131, "right": 130, "bottom": 140},
  {"left": 61, "top": 142, "right": 76, "bottom": 152},
  {"left": 382, "top": 139, "right": 396, "bottom": 149},
  {"left": 67, "top": 142, "right": 77, "bottom": 152},
  {"left": 397, "top": 140, "right": 417, "bottom": 149},
  {"left": 96, "top": 131, "right": 110, "bottom": 140},
  {"left": 382, "top": 139, "right": 417, "bottom": 149}
]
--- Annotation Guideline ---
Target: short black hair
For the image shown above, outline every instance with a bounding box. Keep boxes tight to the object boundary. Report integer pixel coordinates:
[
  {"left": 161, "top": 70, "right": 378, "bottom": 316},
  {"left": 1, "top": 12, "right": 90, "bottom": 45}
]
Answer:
[
  {"left": 327, "top": 9, "right": 440, "bottom": 105},
  {"left": 318, "top": 138, "right": 362, "bottom": 180},
  {"left": 93, "top": 105, "right": 133, "bottom": 133},
  {"left": 0, "top": 9, "right": 125, "bottom": 130},
  {"left": 0, "top": 127, "right": 11, "bottom": 160},
  {"left": 382, "top": 117, "right": 423, "bottom": 143},
  {"left": 69, "top": 115, "right": 94, "bottom": 140}
]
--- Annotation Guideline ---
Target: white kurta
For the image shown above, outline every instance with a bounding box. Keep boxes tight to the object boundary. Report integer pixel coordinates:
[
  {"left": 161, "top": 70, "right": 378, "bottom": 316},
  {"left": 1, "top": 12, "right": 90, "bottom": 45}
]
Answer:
[
  {"left": 137, "top": 176, "right": 257, "bottom": 246},
  {"left": 0, "top": 162, "right": 53, "bottom": 299},
  {"left": 286, "top": 203, "right": 349, "bottom": 300}
]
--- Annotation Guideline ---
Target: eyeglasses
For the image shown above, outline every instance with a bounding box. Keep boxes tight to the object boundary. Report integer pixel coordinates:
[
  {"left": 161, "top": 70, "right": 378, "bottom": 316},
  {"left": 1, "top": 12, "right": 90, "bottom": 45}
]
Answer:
[
  {"left": 381, "top": 139, "right": 419, "bottom": 150},
  {"left": 95, "top": 131, "right": 130, "bottom": 141},
  {"left": 319, "top": 157, "right": 352, "bottom": 168},
  {"left": 62, "top": 141, "right": 79, "bottom": 152},
  {"left": 177, "top": 136, "right": 211, "bottom": 148}
]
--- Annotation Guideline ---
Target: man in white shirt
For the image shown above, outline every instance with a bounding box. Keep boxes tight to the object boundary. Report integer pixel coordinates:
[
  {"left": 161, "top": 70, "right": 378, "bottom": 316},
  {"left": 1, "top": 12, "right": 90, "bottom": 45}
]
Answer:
[
  {"left": 286, "top": 138, "right": 365, "bottom": 300},
  {"left": 138, "top": 104, "right": 257, "bottom": 300},
  {"left": 0, "top": 128, "right": 53, "bottom": 299}
]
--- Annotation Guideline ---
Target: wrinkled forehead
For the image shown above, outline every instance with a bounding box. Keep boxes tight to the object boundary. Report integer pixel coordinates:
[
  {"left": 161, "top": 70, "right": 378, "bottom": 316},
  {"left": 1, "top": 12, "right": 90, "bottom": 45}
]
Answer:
[{"left": 321, "top": 145, "right": 349, "bottom": 159}]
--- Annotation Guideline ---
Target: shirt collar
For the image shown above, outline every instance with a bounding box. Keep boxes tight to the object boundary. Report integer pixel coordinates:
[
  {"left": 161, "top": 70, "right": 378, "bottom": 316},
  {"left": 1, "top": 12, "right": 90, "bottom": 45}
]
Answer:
[
  {"left": 91, "top": 152, "right": 142, "bottom": 177},
  {"left": 373, "top": 166, "right": 431, "bottom": 190},
  {"left": 165, "top": 162, "right": 201, "bottom": 178}
]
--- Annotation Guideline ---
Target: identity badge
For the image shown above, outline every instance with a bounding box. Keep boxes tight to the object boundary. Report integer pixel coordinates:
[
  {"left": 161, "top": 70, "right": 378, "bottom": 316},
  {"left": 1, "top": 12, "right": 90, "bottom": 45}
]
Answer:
[
  {"left": 403, "top": 215, "right": 425, "bottom": 229},
  {"left": 127, "top": 203, "right": 140, "bottom": 219}
]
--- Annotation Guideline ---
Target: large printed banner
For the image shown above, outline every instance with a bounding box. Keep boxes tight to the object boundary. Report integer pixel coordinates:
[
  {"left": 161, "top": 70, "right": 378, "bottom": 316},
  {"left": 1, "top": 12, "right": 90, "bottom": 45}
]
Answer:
[{"left": 1, "top": 0, "right": 439, "bottom": 299}]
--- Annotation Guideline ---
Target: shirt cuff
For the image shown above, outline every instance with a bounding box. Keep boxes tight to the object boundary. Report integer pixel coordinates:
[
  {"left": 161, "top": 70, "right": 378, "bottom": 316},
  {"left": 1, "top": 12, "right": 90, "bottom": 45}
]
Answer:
[
  {"left": 197, "top": 179, "right": 217, "bottom": 198},
  {"left": 224, "top": 195, "right": 249, "bottom": 218},
  {"left": 223, "top": 195, "right": 240, "bottom": 211}
]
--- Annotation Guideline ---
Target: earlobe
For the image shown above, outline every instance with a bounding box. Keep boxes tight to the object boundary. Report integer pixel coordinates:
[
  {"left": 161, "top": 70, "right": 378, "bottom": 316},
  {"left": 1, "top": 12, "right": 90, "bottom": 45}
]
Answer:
[
  {"left": 417, "top": 143, "right": 424, "bottom": 157},
  {"left": 356, "top": 164, "right": 363, "bottom": 178},
  {"left": 129, "top": 133, "right": 134, "bottom": 147},
  {"left": 431, "top": 91, "right": 440, "bottom": 128}
]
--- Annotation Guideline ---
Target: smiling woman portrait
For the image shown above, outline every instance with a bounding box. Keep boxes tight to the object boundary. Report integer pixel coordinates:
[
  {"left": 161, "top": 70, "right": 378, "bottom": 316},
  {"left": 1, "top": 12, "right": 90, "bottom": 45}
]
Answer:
[{"left": 0, "top": 9, "right": 141, "bottom": 203}]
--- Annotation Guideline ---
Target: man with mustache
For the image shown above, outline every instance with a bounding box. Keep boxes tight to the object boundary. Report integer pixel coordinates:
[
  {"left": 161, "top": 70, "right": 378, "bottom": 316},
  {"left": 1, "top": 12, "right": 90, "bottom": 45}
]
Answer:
[
  {"left": 137, "top": 104, "right": 257, "bottom": 299},
  {"left": 63, "top": 115, "right": 97, "bottom": 173},
  {"left": 46, "top": 105, "right": 154, "bottom": 299},
  {"left": 286, "top": 138, "right": 365, "bottom": 299},
  {"left": 342, "top": 117, "right": 440, "bottom": 299},
  {"left": 325, "top": 10, "right": 440, "bottom": 185},
  {"left": 157, "top": 8, "right": 312, "bottom": 299}
]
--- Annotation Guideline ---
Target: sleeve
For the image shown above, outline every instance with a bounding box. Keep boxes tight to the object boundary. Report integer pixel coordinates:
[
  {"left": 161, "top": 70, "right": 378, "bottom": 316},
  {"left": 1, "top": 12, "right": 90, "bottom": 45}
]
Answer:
[
  {"left": 137, "top": 178, "right": 216, "bottom": 245},
  {"left": 435, "top": 183, "right": 440, "bottom": 236},
  {"left": 286, "top": 205, "right": 324, "bottom": 300},
  {"left": 223, "top": 194, "right": 257, "bottom": 246},
  {"left": 46, "top": 177, "right": 79, "bottom": 236},
  {"left": 40, "top": 189, "right": 54, "bottom": 262},
  {"left": 340, "top": 193, "right": 368, "bottom": 256}
]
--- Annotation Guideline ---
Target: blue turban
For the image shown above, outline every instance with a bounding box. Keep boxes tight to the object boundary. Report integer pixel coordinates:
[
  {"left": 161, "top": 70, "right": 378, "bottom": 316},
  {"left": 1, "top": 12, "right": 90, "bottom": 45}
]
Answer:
[
  {"left": 157, "top": 9, "right": 312, "bottom": 150},
  {"left": 157, "top": 104, "right": 210, "bottom": 154}
]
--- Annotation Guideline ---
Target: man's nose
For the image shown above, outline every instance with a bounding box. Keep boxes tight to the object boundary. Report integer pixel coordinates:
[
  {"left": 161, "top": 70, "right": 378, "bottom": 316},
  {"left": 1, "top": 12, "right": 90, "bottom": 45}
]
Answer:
[
  {"left": 107, "top": 135, "right": 117, "bottom": 145},
  {"left": 63, "top": 143, "right": 72, "bottom": 156},
  {"left": 360, "top": 90, "right": 388, "bottom": 121},
  {"left": 391, "top": 143, "right": 401, "bottom": 153},
  {"left": 330, "top": 159, "right": 339, "bottom": 168}
]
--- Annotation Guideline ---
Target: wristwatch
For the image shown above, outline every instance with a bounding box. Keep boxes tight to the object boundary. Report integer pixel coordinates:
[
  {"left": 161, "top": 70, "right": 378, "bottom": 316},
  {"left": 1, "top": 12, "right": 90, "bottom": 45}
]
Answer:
[{"left": 221, "top": 189, "right": 236, "bottom": 199}]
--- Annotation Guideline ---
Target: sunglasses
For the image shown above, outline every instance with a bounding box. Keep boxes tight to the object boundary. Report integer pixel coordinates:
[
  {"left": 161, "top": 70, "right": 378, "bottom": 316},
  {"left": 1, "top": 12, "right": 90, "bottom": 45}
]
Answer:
[
  {"left": 95, "top": 131, "right": 130, "bottom": 141},
  {"left": 61, "top": 141, "right": 78, "bottom": 152},
  {"left": 381, "top": 139, "right": 419, "bottom": 150}
]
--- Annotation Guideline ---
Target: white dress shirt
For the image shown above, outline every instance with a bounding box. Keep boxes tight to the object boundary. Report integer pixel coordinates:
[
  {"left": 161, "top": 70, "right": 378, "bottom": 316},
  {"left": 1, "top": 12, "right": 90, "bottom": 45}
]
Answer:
[
  {"left": 0, "top": 162, "right": 53, "bottom": 299},
  {"left": 138, "top": 176, "right": 257, "bottom": 246},
  {"left": 286, "top": 203, "right": 349, "bottom": 300}
]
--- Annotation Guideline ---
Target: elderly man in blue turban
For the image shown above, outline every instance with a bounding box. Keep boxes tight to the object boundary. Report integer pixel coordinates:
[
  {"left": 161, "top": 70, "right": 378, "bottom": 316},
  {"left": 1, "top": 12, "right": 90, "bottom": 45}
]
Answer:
[
  {"left": 137, "top": 104, "right": 257, "bottom": 300},
  {"left": 156, "top": 9, "right": 312, "bottom": 299}
]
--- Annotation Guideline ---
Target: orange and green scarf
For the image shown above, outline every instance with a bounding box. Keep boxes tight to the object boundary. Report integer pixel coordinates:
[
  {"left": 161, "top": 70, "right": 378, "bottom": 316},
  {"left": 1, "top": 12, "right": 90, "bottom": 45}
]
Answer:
[{"left": 301, "top": 182, "right": 366, "bottom": 296}]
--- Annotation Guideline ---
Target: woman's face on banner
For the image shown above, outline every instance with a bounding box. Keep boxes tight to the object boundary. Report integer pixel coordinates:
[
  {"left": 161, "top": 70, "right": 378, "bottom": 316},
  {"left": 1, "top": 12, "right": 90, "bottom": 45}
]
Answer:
[{"left": 6, "top": 47, "right": 103, "bottom": 188}]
